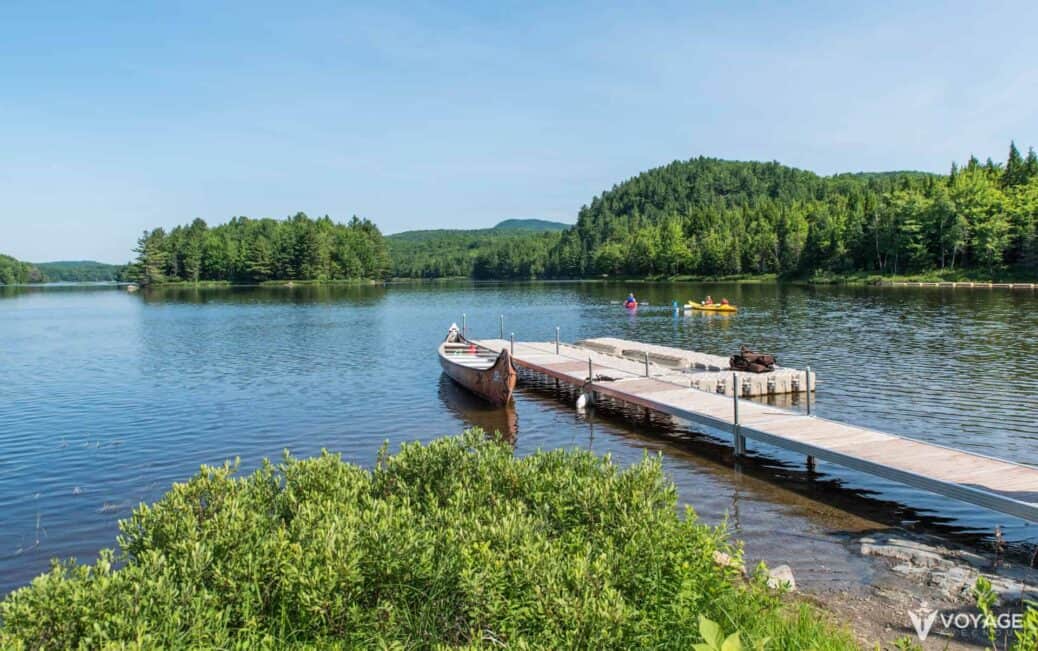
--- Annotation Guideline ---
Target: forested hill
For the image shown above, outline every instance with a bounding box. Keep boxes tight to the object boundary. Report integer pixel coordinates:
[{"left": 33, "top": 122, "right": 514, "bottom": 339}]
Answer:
[
  {"left": 0, "top": 254, "right": 45, "bottom": 285},
  {"left": 547, "top": 144, "right": 1038, "bottom": 278},
  {"left": 118, "top": 141, "right": 1038, "bottom": 284},
  {"left": 130, "top": 213, "right": 390, "bottom": 285},
  {"left": 35, "top": 261, "right": 124, "bottom": 282},
  {"left": 386, "top": 219, "right": 568, "bottom": 278},
  {"left": 492, "top": 219, "right": 569, "bottom": 232},
  {"left": 0, "top": 256, "right": 124, "bottom": 284}
]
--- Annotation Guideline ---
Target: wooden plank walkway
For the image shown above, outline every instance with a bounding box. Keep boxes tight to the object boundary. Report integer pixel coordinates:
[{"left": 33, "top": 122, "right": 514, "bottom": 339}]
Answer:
[{"left": 475, "top": 338, "right": 1038, "bottom": 522}]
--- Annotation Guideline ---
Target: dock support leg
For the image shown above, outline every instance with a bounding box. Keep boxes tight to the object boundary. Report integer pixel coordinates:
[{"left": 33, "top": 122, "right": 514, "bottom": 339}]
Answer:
[
  {"left": 732, "top": 372, "right": 746, "bottom": 456},
  {"left": 555, "top": 327, "right": 560, "bottom": 354},
  {"left": 499, "top": 315, "right": 504, "bottom": 339},
  {"left": 462, "top": 313, "right": 467, "bottom": 337},
  {"left": 806, "top": 455, "right": 816, "bottom": 471},
  {"left": 805, "top": 366, "right": 812, "bottom": 416},
  {"left": 510, "top": 333, "right": 514, "bottom": 355}
]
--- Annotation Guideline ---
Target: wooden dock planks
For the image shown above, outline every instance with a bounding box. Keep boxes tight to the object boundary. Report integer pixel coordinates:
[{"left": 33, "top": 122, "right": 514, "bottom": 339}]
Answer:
[{"left": 474, "top": 337, "right": 1038, "bottom": 522}]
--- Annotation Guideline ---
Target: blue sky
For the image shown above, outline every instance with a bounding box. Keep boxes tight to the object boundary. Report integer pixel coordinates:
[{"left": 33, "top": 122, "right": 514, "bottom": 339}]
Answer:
[{"left": 1, "top": 1, "right": 1036, "bottom": 263}]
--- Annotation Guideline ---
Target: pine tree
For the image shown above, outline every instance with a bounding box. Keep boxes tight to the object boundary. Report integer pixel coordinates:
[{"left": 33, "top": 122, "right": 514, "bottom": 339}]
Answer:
[
  {"left": 1025, "top": 147, "right": 1038, "bottom": 182},
  {"left": 246, "top": 236, "right": 274, "bottom": 281},
  {"left": 133, "top": 229, "right": 169, "bottom": 285},
  {"left": 1004, "top": 141, "right": 1025, "bottom": 187}
]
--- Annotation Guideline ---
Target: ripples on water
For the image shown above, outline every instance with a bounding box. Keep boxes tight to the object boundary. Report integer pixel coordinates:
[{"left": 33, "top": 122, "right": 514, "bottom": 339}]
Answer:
[{"left": 1, "top": 281, "right": 1037, "bottom": 596}]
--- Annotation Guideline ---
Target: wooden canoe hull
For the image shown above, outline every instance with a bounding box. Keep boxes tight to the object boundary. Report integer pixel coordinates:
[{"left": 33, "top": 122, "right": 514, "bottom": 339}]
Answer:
[{"left": 438, "top": 340, "right": 517, "bottom": 406}]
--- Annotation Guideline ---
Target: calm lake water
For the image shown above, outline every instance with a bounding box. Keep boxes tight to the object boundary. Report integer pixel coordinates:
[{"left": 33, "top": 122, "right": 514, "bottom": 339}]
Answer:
[{"left": 2, "top": 281, "right": 1038, "bottom": 597}]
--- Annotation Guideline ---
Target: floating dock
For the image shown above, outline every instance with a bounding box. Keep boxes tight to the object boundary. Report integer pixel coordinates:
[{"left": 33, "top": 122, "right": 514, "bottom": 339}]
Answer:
[
  {"left": 473, "top": 337, "right": 1038, "bottom": 522},
  {"left": 882, "top": 281, "right": 1038, "bottom": 290},
  {"left": 576, "top": 337, "right": 814, "bottom": 397}
]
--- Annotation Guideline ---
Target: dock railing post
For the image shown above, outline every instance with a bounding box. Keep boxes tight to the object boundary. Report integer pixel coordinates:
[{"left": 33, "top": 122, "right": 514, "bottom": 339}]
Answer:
[
  {"left": 462, "top": 313, "right": 467, "bottom": 337},
  {"left": 588, "top": 357, "right": 593, "bottom": 381},
  {"left": 805, "top": 366, "right": 811, "bottom": 416},
  {"left": 732, "top": 372, "right": 745, "bottom": 456},
  {"left": 644, "top": 351, "right": 650, "bottom": 377},
  {"left": 499, "top": 315, "right": 504, "bottom": 339},
  {"left": 555, "top": 327, "right": 560, "bottom": 354},
  {"left": 510, "top": 332, "right": 514, "bottom": 355}
]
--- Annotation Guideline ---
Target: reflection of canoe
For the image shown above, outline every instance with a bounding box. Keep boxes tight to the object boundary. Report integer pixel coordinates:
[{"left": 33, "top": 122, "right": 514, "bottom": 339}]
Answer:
[
  {"left": 685, "top": 301, "right": 737, "bottom": 312},
  {"left": 438, "top": 374, "right": 518, "bottom": 442},
  {"left": 438, "top": 324, "right": 517, "bottom": 405}
]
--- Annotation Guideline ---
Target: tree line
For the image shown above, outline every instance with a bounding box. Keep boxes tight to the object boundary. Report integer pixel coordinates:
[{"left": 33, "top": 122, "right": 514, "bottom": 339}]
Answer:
[
  {"left": 0, "top": 254, "right": 45, "bottom": 285},
  {"left": 388, "top": 227, "right": 563, "bottom": 279},
  {"left": 130, "top": 213, "right": 390, "bottom": 285},
  {"left": 0, "top": 257, "right": 135, "bottom": 284},
  {"left": 35, "top": 261, "right": 124, "bottom": 282},
  {"left": 91, "top": 141, "right": 1038, "bottom": 285},
  {"left": 545, "top": 143, "right": 1038, "bottom": 279},
  {"left": 388, "top": 142, "right": 1038, "bottom": 280}
]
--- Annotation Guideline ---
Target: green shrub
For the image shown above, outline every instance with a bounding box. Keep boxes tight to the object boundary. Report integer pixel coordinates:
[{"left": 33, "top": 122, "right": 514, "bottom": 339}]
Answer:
[{"left": 1, "top": 431, "right": 855, "bottom": 649}]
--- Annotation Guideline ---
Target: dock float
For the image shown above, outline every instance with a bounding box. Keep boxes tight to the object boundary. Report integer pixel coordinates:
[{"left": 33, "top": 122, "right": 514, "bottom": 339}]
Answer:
[
  {"left": 882, "top": 281, "right": 1038, "bottom": 290},
  {"left": 576, "top": 337, "right": 814, "bottom": 397},
  {"left": 474, "top": 337, "right": 1038, "bottom": 522}
]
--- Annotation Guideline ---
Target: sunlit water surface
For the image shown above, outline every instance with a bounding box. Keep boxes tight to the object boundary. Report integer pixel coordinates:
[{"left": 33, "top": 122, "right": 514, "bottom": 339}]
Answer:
[{"left": 2, "top": 281, "right": 1037, "bottom": 596}]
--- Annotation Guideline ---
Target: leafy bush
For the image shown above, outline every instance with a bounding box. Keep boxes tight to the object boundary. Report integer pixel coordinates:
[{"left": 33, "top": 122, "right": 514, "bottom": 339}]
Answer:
[{"left": 1, "top": 431, "right": 855, "bottom": 649}]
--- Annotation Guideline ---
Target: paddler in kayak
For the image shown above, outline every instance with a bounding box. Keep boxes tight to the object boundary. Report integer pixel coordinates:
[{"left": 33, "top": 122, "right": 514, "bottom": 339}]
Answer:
[
  {"left": 703, "top": 295, "right": 714, "bottom": 306},
  {"left": 624, "top": 293, "right": 638, "bottom": 309}
]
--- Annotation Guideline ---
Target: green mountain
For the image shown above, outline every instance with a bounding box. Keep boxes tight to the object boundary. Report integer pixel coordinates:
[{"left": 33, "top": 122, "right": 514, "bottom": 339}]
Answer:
[
  {"left": 491, "top": 219, "right": 569, "bottom": 232},
  {"left": 548, "top": 148, "right": 1037, "bottom": 278},
  {"left": 387, "top": 219, "right": 567, "bottom": 278},
  {"left": 34, "top": 260, "right": 125, "bottom": 282},
  {"left": 391, "top": 143, "right": 1037, "bottom": 280}
]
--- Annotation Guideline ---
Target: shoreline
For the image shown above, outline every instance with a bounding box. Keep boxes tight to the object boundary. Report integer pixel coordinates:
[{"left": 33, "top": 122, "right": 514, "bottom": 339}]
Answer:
[{"left": 12, "top": 271, "right": 1037, "bottom": 289}]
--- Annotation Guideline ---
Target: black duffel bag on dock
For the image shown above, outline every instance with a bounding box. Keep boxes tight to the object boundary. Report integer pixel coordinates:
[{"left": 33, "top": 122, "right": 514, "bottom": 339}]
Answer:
[{"left": 729, "top": 346, "right": 776, "bottom": 373}]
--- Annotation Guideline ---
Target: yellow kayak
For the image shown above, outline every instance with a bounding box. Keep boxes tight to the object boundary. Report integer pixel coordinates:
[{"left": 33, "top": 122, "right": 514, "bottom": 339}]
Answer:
[{"left": 685, "top": 301, "right": 737, "bottom": 312}]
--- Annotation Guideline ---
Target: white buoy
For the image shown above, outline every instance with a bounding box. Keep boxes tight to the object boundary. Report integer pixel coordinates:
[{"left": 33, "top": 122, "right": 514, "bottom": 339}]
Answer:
[{"left": 576, "top": 392, "right": 589, "bottom": 410}]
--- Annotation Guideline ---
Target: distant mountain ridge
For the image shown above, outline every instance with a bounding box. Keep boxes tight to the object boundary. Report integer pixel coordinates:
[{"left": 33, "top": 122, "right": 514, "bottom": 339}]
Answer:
[
  {"left": 491, "top": 219, "right": 569, "bottom": 232},
  {"left": 0, "top": 257, "right": 125, "bottom": 284},
  {"left": 34, "top": 260, "right": 124, "bottom": 282},
  {"left": 387, "top": 218, "right": 569, "bottom": 242},
  {"left": 386, "top": 218, "right": 567, "bottom": 278}
]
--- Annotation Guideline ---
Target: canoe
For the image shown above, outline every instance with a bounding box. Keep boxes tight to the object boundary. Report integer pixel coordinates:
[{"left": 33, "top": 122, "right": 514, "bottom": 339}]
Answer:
[
  {"left": 438, "top": 324, "right": 517, "bottom": 405},
  {"left": 624, "top": 301, "right": 637, "bottom": 310},
  {"left": 685, "top": 301, "right": 737, "bottom": 312}
]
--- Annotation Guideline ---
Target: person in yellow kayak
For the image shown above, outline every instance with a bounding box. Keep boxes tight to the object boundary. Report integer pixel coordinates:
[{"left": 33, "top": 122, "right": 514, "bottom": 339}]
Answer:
[
  {"left": 703, "top": 295, "right": 714, "bottom": 306},
  {"left": 721, "top": 298, "right": 730, "bottom": 306}
]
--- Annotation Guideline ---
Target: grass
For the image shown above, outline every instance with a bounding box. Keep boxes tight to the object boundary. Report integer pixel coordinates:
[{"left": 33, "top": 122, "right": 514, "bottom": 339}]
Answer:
[{"left": 1, "top": 431, "right": 859, "bottom": 650}]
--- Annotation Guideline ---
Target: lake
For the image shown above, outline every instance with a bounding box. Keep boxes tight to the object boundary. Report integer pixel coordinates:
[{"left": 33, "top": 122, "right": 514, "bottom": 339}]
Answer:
[{"left": 2, "top": 281, "right": 1038, "bottom": 597}]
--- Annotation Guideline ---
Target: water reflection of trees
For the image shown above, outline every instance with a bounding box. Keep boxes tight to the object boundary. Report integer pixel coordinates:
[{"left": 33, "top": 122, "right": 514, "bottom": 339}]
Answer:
[
  {"left": 139, "top": 283, "right": 389, "bottom": 306},
  {"left": 0, "top": 284, "right": 122, "bottom": 300}
]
